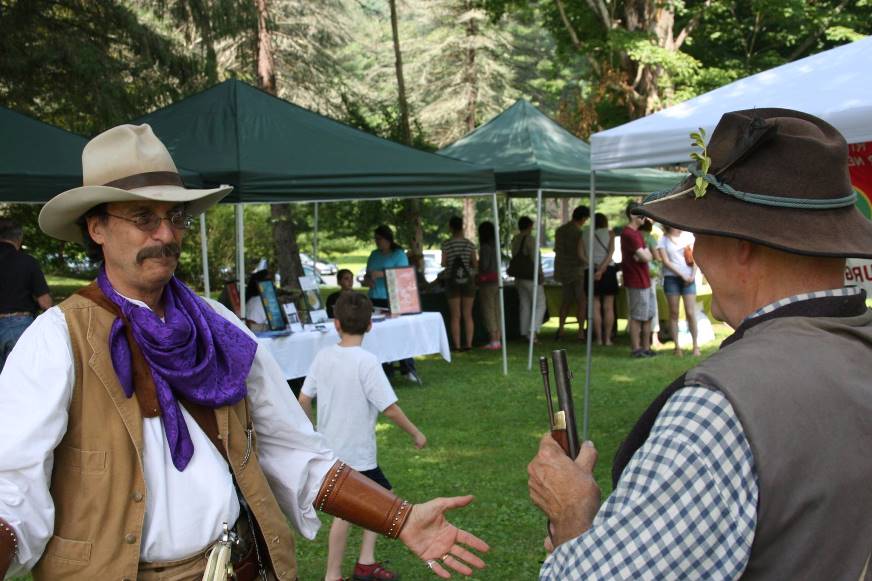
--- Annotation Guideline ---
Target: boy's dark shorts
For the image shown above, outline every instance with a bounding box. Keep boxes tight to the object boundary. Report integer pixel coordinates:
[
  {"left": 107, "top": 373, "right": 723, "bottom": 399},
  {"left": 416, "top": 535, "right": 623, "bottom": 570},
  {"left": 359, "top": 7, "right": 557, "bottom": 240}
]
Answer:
[{"left": 360, "top": 466, "right": 392, "bottom": 490}]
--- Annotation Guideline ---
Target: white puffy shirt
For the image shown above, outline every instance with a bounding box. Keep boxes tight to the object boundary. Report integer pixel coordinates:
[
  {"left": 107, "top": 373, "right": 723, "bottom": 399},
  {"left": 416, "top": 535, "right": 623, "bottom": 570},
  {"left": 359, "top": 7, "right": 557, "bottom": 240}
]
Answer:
[{"left": 0, "top": 296, "right": 336, "bottom": 576}]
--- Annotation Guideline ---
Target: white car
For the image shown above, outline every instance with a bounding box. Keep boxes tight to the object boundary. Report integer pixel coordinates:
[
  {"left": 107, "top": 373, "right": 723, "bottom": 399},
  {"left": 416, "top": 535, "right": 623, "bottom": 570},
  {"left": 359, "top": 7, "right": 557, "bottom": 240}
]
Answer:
[{"left": 299, "top": 252, "right": 337, "bottom": 275}]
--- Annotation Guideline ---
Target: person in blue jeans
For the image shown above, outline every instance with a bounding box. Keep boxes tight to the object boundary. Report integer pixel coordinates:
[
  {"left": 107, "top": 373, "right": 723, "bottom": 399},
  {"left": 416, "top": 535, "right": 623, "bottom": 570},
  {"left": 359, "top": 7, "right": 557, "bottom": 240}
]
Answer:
[
  {"left": 0, "top": 218, "right": 52, "bottom": 371},
  {"left": 655, "top": 226, "right": 700, "bottom": 356},
  {"left": 363, "top": 224, "right": 422, "bottom": 385}
]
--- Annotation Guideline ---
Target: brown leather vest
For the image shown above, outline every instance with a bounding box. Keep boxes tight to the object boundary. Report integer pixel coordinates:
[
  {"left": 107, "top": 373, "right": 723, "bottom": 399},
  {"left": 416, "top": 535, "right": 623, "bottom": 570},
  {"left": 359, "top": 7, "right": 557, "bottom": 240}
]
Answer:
[{"left": 33, "top": 292, "right": 297, "bottom": 581}]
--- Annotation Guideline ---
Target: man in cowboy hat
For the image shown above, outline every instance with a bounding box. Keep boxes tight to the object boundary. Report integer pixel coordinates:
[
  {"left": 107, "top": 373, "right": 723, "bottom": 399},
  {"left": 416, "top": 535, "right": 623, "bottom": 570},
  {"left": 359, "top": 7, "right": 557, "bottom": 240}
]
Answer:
[
  {"left": 528, "top": 108, "right": 872, "bottom": 579},
  {"left": 0, "top": 124, "right": 488, "bottom": 580}
]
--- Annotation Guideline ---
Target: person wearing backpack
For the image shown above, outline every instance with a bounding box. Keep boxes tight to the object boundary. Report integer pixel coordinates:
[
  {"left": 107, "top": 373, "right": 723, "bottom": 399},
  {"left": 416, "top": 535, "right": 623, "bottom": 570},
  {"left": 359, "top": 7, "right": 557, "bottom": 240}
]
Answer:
[
  {"left": 441, "top": 216, "right": 478, "bottom": 351},
  {"left": 510, "top": 216, "right": 546, "bottom": 343}
]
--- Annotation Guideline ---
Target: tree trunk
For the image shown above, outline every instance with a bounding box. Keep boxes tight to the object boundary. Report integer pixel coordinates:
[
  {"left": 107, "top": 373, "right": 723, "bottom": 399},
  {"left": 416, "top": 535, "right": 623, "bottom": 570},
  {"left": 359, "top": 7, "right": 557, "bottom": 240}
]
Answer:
[
  {"left": 254, "top": 0, "right": 302, "bottom": 289},
  {"left": 388, "top": 0, "right": 422, "bottom": 254},
  {"left": 461, "top": 0, "right": 478, "bottom": 241}
]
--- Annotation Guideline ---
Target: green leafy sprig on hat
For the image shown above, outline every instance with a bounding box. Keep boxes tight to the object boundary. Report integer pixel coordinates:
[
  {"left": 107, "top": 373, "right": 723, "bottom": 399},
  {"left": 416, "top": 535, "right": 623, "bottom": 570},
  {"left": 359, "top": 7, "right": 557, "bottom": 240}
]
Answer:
[{"left": 689, "top": 128, "right": 711, "bottom": 198}]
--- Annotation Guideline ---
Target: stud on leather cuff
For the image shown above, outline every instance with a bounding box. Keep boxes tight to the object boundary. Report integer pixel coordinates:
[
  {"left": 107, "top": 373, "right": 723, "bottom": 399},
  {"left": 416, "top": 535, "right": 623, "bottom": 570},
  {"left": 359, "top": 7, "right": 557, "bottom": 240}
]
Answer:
[
  {"left": 315, "top": 461, "right": 412, "bottom": 539},
  {"left": 0, "top": 518, "right": 19, "bottom": 576}
]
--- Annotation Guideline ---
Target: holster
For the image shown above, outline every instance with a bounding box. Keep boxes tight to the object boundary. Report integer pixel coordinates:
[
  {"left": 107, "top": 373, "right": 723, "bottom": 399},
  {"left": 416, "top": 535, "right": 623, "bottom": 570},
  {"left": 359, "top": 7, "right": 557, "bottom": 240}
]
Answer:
[{"left": 315, "top": 462, "right": 412, "bottom": 539}]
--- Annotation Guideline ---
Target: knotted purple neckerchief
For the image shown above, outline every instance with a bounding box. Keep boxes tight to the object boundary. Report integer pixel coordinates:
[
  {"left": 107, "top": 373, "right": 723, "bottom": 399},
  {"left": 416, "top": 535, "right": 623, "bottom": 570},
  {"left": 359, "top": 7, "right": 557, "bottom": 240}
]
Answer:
[{"left": 98, "top": 267, "right": 257, "bottom": 471}]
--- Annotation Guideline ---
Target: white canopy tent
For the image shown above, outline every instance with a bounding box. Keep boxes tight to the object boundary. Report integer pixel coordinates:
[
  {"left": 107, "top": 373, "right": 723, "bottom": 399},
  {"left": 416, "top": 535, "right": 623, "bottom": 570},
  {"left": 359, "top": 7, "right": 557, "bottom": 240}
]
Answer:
[
  {"left": 583, "top": 36, "right": 872, "bottom": 437},
  {"left": 591, "top": 35, "right": 872, "bottom": 170}
]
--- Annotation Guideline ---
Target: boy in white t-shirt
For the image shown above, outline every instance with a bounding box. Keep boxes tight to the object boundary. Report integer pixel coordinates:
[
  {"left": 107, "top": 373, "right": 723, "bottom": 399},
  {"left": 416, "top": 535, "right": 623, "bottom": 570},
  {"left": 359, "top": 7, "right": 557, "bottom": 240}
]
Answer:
[{"left": 299, "top": 291, "right": 427, "bottom": 581}]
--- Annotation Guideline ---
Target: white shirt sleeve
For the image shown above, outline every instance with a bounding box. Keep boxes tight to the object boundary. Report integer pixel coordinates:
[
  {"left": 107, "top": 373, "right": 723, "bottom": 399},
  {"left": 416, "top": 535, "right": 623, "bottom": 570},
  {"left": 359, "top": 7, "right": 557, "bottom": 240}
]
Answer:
[
  {"left": 0, "top": 307, "right": 74, "bottom": 575},
  {"left": 360, "top": 354, "right": 398, "bottom": 413},
  {"left": 300, "top": 351, "right": 321, "bottom": 399},
  {"left": 204, "top": 299, "right": 336, "bottom": 539}
]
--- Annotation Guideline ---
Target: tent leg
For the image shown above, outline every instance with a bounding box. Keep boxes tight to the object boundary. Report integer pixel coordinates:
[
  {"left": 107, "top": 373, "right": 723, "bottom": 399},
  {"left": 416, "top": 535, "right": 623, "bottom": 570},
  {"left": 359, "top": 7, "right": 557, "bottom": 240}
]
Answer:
[
  {"left": 528, "top": 189, "right": 543, "bottom": 370},
  {"left": 313, "top": 202, "right": 319, "bottom": 264},
  {"left": 199, "top": 212, "right": 211, "bottom": 297},
  {"left": 236, "top": 204, "right": 246, "bottom": 319},
  {"left": 582, "top": 174, "right": 597, "bottom": 441},
  {"left": 492, "top": 193, "right": 508, "bottom": 375}
]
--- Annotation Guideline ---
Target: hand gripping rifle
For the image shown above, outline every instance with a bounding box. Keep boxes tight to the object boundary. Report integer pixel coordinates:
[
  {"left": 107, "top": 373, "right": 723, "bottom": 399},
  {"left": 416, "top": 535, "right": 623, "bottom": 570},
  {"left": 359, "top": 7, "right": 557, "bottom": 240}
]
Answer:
[
  {"left": 539, "top": 350, "right": 579, "bottom": 459},
  {"left": 539, "top": 350, "right": 580, "bottom": 546}
]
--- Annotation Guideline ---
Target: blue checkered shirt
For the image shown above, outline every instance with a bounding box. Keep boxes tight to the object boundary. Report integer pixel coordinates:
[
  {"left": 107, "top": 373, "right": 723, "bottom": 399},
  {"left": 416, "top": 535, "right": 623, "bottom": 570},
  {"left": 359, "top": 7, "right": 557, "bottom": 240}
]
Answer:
[{"left": 540, "top": 288, "right": 861, "bottom": 580}]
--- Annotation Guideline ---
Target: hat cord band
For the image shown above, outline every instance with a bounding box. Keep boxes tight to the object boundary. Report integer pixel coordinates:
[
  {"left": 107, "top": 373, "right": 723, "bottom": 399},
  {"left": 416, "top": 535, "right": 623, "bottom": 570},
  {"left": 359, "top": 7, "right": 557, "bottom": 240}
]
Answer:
[
  {"left": 688, "top": 165, "right": 857, "bottom": 209},
  {"left": 102, "top": 171, "right": 185, "bottom": 190}
]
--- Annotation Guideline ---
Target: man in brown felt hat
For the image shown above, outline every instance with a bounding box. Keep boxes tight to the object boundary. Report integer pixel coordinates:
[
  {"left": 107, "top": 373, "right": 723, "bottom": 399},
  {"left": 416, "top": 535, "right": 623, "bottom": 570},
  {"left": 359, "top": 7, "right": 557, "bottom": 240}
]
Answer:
[
  {"left": 528, "top": 108, "right": 872, "bottom": 580},
  {"left": 0, "top": 124, "right": 488, "bottom": 580}
]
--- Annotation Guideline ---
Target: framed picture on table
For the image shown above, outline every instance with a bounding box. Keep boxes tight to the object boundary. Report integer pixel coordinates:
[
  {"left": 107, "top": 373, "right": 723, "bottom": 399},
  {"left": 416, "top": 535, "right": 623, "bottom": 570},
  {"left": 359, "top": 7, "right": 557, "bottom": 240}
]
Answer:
[
  {"left": 384, "top": 266, "right": 421, "bottom": 315},
  {"left": 256, "top": 280, "right": 287, "bottom": 331}
]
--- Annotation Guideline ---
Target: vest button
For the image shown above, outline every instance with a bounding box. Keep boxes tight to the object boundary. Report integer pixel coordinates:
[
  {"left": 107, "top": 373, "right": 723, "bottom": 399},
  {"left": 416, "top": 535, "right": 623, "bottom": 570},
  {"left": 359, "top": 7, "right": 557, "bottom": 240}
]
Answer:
[
  {"left": 125, "top": 533, "right": 137, "bottom": 544},
  {"left": 122, "top": 577, "right": 132, "bottom": 581},
  {"left": 132, "top": 491, "right": 144, "bottom": 502}
]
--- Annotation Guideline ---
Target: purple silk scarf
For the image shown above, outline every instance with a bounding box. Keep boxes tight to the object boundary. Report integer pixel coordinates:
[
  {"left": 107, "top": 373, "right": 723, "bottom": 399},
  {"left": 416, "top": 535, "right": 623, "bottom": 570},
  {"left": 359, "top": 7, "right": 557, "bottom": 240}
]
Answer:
[{"left": 98, "top": 267, "right": 257, "bottom": 471}]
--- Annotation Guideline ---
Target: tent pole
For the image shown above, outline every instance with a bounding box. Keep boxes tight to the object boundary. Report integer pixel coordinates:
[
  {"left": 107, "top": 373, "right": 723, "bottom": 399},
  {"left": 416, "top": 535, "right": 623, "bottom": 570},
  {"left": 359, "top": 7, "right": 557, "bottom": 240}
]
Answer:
[
  {"left": 528, "top": 189, "right": 543, "bottom": 370},
  {"left": 313, "top": 202, "right": 319, "bottom": 264},
  {"left": 582, "top": 173, "right": 596, "bottom": 441},
  {"left": 492, "top": 192, "right": 508, "bottom": 375},
  {"left": 236, "top": 204, "right": 246, "bottom": 319},
  {"left": 199, "top": 212, "right": 211, "bottom": 297}
]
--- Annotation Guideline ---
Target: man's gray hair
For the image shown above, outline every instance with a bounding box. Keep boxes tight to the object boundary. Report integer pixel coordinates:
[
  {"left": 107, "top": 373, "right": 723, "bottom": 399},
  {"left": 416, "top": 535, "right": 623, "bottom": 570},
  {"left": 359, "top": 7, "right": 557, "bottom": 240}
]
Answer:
[{"left": 0, "top": 218, "right": 23, "bottom": 242}]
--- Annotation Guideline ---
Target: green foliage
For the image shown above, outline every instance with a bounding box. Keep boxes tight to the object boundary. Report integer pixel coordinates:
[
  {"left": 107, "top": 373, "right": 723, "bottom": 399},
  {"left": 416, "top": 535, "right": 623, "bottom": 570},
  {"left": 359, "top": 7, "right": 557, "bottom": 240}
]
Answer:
[
  {"left": 689, "top": 128, "right": 710, "bottom": 198},
  {"left": 0, "top": 0, "right": 210, "bottom": 135}
]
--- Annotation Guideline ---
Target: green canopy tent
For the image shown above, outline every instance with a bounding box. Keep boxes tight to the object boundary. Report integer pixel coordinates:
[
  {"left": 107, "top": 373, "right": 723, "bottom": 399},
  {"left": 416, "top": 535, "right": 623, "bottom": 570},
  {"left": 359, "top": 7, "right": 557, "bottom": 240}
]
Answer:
[
  {"left": 439, "top": 99, "right": 682, "bottom": 434},
  {"left": 132, "top": 79, "right": 502, "bottom": 367},
  {"left": 0, "top": 106, "right": 88, "bottom": 203}
]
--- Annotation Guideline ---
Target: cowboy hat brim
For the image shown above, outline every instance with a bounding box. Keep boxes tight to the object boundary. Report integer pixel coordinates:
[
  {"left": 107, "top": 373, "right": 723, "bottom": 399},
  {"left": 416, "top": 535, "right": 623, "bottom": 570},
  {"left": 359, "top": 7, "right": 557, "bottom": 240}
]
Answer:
[
  {"left": 634, "top": 177, "right": 872, "bottom": 259},
  {"left": 39, "top": 183, "right": 233, "bottom": 245}
]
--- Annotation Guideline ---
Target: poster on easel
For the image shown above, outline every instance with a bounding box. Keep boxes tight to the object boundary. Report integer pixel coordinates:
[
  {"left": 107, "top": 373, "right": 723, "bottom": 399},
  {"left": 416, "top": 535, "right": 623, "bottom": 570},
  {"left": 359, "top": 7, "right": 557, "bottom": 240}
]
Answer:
[
  {"left": 299, "top": 275, "right": 329, "bottom": 326},
  {"left": 282, "top": 302, "right": 304, "bottom": 332},
  {"left": 845, "top": 142, "right": 872, "bottom": 293},
  {"left": 257, "top": 280, "right": 287, "bottom": 331},
  {"left": 385, "top": 266, "right": 421, "bottom": 315}
]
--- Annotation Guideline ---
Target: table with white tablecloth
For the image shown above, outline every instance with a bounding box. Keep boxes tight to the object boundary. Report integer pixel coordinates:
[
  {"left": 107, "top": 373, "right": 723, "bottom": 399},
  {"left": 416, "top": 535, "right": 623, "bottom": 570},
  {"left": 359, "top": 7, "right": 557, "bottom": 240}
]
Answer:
[{"left": 257, "top": 311, "right": 452, "bottom": 380}]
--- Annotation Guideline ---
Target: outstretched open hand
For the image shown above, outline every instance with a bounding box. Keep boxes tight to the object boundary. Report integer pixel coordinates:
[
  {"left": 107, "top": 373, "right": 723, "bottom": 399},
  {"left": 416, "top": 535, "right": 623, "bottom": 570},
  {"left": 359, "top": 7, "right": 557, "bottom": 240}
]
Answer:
[{"left": 398, "top": 496, "right": 490, "bottom": 578}]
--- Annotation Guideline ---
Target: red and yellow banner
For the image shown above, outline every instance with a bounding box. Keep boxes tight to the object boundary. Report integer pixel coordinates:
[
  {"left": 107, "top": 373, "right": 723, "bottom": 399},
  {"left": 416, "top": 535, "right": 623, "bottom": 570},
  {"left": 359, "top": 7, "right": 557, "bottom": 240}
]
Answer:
[{"left": 845, "top": 142, "right": 872, "bottom": 291}]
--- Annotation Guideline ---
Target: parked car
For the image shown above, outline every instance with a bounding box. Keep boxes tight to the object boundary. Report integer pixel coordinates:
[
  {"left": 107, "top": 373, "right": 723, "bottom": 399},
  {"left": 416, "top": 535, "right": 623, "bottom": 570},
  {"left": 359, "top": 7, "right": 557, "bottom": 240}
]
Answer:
[
  {"left": 299, "top": 252, "right": 337, "bottom": 275},
  {"left": 541, "top": 253, "right": 555, "bottom": 281}
]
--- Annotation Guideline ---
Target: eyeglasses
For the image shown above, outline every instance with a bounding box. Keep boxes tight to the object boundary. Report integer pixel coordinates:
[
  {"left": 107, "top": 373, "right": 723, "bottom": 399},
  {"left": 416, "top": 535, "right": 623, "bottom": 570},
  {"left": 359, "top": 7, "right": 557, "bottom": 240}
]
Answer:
[{"left": 105, "top": 210, "right": 195, "bottom": 233}]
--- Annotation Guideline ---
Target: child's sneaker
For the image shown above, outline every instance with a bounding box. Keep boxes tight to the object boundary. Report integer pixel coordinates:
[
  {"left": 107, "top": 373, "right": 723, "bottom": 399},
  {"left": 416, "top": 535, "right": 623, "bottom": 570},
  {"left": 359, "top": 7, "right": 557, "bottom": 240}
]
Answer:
[{"left": 353, "top": 560, "right": 400, "bottom": 581}]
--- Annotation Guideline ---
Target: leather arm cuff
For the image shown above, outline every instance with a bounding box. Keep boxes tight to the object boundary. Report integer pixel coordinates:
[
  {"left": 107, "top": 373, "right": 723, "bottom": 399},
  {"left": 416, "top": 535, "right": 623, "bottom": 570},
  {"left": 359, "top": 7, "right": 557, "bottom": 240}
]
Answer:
[
  {"left": 315, "top": 461, "right": 412, "bottom": 539},
  {"left": 0, "top": 518, "right": 19, "bottom": 577}
]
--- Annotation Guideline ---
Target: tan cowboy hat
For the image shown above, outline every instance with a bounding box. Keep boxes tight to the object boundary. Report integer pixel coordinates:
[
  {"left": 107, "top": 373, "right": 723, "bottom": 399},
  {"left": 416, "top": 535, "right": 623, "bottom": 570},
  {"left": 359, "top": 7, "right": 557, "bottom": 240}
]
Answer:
[
  {"left": 39, "top": 124, "right": 232, "bottom": 244},
  {"left": 633, "top": 108, "right": 872, "bottom": 259}
]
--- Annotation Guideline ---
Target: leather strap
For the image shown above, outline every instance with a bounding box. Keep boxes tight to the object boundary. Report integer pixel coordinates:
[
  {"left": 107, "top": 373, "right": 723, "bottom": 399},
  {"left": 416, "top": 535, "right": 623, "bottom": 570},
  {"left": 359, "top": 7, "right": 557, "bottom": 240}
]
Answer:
[
  {"left": 102, "top": 171, "right": 184, "bottom": 190},
  {"left": 76, "top": 283, "right": 161, "bottom": 417},
  {"left": 315, "top": 462, "right": 412, "bottom": 539}
]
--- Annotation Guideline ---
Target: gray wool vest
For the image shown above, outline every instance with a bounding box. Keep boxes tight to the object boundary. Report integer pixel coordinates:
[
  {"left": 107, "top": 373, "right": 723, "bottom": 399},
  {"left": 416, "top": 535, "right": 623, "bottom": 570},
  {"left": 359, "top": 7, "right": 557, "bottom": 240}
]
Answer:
[
  {"left": 687, "top": 309, "right": 872, "bottom": 580},
  {"left": 615, "top": 293, "right": 872, "bottom": 580}
]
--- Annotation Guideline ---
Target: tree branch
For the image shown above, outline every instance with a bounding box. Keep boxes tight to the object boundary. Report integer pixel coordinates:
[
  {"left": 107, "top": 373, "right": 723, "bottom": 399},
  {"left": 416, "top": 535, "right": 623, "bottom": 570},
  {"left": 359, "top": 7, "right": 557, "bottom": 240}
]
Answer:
[
  {"left": 585, "top": 0, "right": 611, "bottom": 29},
  {"left": 553, "top": 0, "right": 582, "bottom": 49},
  {"left": 674, "top": 0, "right": 712, "bottom": 50},
  {"left": 787, "top": 0, "right": 851, "bottom": 61}
]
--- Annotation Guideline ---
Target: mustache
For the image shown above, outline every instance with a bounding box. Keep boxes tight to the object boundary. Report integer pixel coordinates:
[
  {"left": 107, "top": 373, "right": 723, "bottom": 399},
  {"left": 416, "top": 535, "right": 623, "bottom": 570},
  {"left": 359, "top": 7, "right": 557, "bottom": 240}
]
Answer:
[{"left": 136, "top": 243, "right": 181, "bottom": 264}]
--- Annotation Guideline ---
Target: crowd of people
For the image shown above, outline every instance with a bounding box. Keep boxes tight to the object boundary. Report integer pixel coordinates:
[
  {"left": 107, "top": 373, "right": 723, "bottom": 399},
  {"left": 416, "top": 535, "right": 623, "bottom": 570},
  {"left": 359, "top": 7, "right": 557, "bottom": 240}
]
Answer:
[{"left": 332, "top": 202, "right": 701, "bottom": 358}]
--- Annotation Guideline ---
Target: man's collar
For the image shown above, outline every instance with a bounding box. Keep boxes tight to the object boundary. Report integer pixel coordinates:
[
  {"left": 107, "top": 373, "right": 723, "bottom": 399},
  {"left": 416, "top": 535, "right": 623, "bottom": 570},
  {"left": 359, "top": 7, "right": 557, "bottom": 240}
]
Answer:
[{"left": 722, "top": 287, "right": 867, "bottom": 348}]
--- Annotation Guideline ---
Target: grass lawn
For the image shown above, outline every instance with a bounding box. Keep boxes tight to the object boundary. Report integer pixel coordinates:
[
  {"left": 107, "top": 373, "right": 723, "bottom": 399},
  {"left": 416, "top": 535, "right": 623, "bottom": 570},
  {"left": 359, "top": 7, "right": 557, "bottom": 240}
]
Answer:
[
  {"left": 28, "top": 274, "right": 730, "bottom": 580},
  {"left": 294, "top": 321, "right": 731, "bottom": 580}
]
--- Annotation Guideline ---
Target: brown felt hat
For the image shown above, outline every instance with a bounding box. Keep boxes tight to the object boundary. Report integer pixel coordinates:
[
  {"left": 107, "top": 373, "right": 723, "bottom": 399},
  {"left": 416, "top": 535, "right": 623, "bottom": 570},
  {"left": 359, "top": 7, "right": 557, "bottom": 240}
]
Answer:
[{"left": 633, "top": 108, "right": 872, "bottom": 258}]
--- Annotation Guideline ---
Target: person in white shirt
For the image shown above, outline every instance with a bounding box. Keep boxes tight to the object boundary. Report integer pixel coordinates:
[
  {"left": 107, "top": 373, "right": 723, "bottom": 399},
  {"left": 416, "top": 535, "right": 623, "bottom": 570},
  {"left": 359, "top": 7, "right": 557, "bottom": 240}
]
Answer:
[
  {"left": 655, "top": 226, "right": 700, "bottom": 356},
  {"left": 0, "top": 124, "right": 488, "bottom": 580},
  {"left": 299, "top": 291, "right": 427, "bottom": 581}
]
